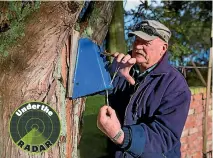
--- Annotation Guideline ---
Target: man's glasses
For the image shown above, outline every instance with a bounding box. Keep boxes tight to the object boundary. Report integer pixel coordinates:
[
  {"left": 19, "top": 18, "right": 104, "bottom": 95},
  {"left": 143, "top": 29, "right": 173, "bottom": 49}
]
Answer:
[{"left": 134, "top": 23, "right": 165, "bottom": 42}]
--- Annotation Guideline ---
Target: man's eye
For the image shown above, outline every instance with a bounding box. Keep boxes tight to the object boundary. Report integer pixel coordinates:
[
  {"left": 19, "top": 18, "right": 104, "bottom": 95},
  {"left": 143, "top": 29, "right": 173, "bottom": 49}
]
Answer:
[
  {"left": 135, "top": 40, "right": 140, "bottom": 44},
  {"left": 144, "top": 42, "right": 150, "bottom": 46}
]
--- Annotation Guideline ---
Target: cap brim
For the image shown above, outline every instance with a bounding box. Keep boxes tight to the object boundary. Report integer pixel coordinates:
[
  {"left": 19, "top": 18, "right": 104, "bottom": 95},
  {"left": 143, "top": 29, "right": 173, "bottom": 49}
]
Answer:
[{"left": 128, "top": 31, "right": 157, "bottom": 41}]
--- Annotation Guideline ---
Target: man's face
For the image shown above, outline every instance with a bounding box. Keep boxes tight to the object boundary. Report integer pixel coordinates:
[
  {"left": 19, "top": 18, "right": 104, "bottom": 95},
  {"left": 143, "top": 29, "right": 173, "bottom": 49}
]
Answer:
[{"left": 132, "top": 36, "right": 167, "bottom": 69}]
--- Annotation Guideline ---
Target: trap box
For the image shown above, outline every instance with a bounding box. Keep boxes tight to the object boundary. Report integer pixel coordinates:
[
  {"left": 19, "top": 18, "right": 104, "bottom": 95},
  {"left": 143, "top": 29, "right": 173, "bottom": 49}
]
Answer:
[{"left": 68, "top": 33, "right": 113, "bottom": 99}]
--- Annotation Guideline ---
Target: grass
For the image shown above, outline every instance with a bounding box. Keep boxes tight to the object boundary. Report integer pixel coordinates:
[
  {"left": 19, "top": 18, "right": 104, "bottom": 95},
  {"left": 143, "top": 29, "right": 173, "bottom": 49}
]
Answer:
[{"left": 79, "top": 95, "right": 108, "bottom": 158}]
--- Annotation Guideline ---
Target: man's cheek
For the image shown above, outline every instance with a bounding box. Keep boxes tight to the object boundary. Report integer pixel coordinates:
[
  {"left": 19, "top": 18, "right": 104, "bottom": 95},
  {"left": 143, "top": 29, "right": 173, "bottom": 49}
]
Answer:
[
  {"left": 136, "top": 56, "right": 147, "bottom": 64},
  {"left": 143, "top": 46, "right": 150, "bottom": 52}
]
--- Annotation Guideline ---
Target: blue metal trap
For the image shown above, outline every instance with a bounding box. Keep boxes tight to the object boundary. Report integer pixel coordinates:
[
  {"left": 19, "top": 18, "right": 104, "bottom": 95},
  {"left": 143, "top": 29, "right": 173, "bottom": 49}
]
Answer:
[{"left": 68, "top": 38, "right": 113, "bottom": 99}]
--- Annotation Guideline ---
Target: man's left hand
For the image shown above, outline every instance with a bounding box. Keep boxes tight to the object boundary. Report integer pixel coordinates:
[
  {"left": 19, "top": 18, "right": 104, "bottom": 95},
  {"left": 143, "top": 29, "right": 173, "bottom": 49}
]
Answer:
[{"left": 97, "top": 105, "right": 124, "bottom": 145}]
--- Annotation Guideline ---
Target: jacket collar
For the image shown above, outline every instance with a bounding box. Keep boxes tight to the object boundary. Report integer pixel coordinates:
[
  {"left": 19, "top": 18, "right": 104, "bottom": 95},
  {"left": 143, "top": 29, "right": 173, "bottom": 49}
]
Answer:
[{"left": 150, "top": 52, "right": 170, "bottom": 76}]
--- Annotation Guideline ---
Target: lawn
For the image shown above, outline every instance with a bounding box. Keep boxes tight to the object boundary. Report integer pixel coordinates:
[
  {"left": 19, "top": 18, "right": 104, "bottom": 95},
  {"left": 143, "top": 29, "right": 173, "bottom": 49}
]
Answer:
[{"left": 79, "top": 95, "right": 108, "bottom": 158}]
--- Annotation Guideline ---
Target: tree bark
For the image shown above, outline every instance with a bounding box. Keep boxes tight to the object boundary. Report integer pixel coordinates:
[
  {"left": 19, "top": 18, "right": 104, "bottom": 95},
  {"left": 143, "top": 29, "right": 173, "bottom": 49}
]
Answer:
[{"left": 0, "top": 1, "right": 114, "bottom": 158}]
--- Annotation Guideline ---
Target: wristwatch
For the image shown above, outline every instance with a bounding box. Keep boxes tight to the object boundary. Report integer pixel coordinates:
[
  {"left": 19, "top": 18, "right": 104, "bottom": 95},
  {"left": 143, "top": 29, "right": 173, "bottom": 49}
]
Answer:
[{"left": 111, "top": 129, "right": 123, "bottom": 143}]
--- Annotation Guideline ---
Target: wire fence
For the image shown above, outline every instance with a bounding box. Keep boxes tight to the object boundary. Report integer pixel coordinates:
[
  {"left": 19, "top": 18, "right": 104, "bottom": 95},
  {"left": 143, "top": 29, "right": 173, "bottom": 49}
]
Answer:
[{"left": 171, "top": 51, "right": 212, "bottom": 158}]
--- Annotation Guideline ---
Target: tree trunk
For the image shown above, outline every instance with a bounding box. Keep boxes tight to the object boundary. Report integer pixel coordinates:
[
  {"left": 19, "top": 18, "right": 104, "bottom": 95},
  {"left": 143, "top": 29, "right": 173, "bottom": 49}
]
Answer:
[
  {"left": 0, "top": 1, "right": 114, "bottom": 158},
  {"left": 106, "top": 1, "right": 126, "bottom": 54}
]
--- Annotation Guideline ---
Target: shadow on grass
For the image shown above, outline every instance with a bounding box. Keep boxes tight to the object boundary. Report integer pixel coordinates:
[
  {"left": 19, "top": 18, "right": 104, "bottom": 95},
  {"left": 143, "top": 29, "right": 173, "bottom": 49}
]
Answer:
[{"left": 79, "top": 114, "right": 108, "bottom": 158}]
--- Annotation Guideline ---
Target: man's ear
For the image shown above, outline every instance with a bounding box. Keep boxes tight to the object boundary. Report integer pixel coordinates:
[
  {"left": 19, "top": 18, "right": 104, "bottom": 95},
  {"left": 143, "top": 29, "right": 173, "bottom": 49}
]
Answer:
[{"left": 162, "top": 43, "right": 168, "bottom": 54}]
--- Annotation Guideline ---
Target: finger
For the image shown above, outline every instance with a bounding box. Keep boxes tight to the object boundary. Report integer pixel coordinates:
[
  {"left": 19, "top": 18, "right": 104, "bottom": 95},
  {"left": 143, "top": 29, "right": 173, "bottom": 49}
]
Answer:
[
  {"left": 116, "top": 53, "right": 125, "bottom": 63},
  {"left": 121, "top": 54, "right": 131, "bottom": 64},
  {"left": 99, "top": 105, "right": 108, "bottom": 116},
  {"left": 112, "top": 52, "right": 119, "bottom": 58},
  {"left": 125, "top": 74, "right": 135, "bottom": 85},
  {"left": 107, "top": 106, "right": 116, "bottom": 117},
  {"left": 127, "top": 58, "right": 136, "bottom": 65}
]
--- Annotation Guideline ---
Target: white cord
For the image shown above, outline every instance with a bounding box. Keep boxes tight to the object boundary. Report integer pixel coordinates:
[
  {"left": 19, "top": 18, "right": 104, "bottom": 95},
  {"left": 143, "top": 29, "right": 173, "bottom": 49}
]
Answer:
[{"left": 110, "top": 66, "right": 120, "bottom": 85}]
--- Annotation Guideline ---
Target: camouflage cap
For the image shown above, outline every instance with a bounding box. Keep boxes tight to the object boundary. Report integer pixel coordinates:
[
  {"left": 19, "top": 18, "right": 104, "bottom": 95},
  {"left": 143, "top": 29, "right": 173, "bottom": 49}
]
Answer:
[{"left": 129, "top": 20, "right": 171, "bottom": 43}]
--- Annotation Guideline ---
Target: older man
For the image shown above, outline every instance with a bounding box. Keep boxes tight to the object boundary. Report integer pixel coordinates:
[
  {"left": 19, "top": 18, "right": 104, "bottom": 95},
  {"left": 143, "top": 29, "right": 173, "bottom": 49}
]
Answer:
[{"left": 97, "top": 20, "right": 191, "bottom": 158}]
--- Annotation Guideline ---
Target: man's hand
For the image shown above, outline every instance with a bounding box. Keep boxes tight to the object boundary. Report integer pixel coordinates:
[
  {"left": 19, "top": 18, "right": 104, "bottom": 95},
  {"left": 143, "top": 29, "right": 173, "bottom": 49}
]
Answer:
[
  {"left": 112, "top": 53, "right": 136, "bottom": 85},
  {"left": 97, "top": 105, "right": 124, "bottom": 145}
]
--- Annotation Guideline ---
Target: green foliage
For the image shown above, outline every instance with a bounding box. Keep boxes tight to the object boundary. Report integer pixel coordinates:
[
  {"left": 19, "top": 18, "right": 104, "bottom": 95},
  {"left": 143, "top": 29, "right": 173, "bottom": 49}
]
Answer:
[
  {"left": 74, "top": 23, "right": 80, "bottom": 32},
  {"left": 162, "top": 1, "right": 211, "bottom": 62},
  {"left": 185, "top": 61, "right": 208, "bottom": 87},
  {"left": 82, "top": 26, "right": 93, "bottom": 38},
  {"left": 0, "top": 1, "right": 41, "bottom": 57}
]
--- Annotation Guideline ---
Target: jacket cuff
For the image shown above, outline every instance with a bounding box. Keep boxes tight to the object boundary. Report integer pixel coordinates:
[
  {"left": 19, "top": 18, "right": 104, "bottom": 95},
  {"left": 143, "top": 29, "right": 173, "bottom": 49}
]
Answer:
[
  {"left": 126, "top": 125, "right": 146, "bottom": 157},
  {"left": 119, "top": 127, "right": 131, "bottom": 149}
]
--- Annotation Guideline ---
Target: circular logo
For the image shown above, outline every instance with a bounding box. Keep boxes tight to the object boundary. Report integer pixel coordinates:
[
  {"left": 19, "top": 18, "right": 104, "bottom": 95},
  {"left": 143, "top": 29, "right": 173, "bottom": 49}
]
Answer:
[{"left": 9, "top": 101, "right": 61, "bottom": 153}]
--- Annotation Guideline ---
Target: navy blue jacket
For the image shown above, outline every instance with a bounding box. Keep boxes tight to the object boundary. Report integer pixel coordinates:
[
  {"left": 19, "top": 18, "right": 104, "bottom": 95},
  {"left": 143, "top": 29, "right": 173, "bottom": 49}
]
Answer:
[{"left": 107, "top": 53, "right": 191, "bottom": 158}]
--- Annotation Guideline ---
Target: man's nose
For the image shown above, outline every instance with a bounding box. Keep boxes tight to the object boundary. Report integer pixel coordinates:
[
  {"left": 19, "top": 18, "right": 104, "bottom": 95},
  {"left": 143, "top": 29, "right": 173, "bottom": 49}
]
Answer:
[{"left": 135, "top": 45, "right": 143, "bottom": 50}]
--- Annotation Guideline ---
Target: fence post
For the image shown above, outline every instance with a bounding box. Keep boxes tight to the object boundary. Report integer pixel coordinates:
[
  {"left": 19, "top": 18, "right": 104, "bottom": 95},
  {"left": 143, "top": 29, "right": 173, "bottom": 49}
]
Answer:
[{"left": 203, "top": 31, "right": 213, "bottom": 158}]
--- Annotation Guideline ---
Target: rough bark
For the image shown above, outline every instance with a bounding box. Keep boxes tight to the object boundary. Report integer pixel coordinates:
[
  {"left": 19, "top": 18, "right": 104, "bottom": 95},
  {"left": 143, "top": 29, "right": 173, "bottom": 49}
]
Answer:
[{"left": 0, "top": 1, "right": 114, "bottom": 158}]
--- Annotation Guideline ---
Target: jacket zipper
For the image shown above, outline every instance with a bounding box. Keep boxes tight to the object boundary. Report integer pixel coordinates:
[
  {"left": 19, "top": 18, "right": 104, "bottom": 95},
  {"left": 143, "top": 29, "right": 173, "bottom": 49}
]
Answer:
[
  {"left": 123, "top": 151, "right": 127, "bottom": 158},
  {"left": 123, "top": 75, "right": 148, "bottom": 125},
  {"left": 133, "top": 81, "right": 150, "bottom": 120}
]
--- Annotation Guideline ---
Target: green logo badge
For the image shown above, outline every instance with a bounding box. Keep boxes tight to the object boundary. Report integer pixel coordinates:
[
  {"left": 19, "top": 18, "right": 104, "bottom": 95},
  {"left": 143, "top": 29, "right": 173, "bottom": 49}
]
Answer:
[{"left": 9, "top": 102, "right": 61, "bottom": 153}]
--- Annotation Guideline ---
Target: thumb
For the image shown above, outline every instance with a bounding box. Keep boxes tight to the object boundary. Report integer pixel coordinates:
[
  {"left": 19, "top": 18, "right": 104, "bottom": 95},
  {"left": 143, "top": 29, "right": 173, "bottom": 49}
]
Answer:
[
  {"left": 107, "top": 106, "right": 116, "bottom": 118},
  {"left": 121, "top": 58, "right": 136, "bottom": 85},
  {"left": 127, "top": 58, "right": 136, "bottom": 65}
]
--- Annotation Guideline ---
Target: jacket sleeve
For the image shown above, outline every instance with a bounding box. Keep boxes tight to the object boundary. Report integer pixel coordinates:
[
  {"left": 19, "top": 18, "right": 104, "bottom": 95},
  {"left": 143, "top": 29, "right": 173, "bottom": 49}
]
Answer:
[{"left": 120, "top": 89, "right": 191, "bottom": 157}]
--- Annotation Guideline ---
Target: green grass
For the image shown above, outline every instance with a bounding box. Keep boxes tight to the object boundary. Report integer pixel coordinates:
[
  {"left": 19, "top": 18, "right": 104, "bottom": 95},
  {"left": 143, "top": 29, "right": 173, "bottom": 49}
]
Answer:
[
  {"left": 79, "top": 95, "right": 108, "bottom": 158},
  {"left": 83, "top": 95, "right": 105, "bottom": 115}
]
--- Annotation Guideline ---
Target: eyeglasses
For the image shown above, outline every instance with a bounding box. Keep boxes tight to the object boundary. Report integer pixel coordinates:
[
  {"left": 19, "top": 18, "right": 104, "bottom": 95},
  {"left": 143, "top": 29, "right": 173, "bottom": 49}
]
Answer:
[{"left": 134, "top": 23, "right": 165, "bottom": 42}]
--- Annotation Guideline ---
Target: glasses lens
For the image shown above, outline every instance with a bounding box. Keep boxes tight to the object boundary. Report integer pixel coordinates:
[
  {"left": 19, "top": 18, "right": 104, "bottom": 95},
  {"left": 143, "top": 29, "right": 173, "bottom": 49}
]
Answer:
[
  {"left": 134, "top": 24, "right": 156, "bottom": 36},
  {"left": 134, "top": 23, "right": 165, "bottom": 40},
  {"left": 144, "top": 27, "right": 154, "bottom": 35}
]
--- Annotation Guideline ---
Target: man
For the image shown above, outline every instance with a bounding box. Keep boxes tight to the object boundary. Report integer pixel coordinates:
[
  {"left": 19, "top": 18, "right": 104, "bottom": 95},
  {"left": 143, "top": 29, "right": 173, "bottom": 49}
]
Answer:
[{"left": 97, "top": 20, "right": 191, "bottom": 158}]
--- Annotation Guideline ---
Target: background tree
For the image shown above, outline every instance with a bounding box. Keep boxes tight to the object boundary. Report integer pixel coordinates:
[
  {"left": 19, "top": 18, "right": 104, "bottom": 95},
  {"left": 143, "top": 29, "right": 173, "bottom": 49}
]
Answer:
[
  {"left": 124, "top": 1, "right": 211, "bottom": 63},
  {"left": 0, "top": 1, "right": 115, "bottom": 158},
  {"left": 107, "top": 1, "right": 127, "bottom": 54}
]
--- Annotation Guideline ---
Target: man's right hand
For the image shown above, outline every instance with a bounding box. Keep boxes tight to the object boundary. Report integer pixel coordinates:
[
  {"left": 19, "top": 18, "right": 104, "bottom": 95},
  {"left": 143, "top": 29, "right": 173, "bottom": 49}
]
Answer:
[{"left": 112, "top": 53, "right": 136, "bottom": 85}]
